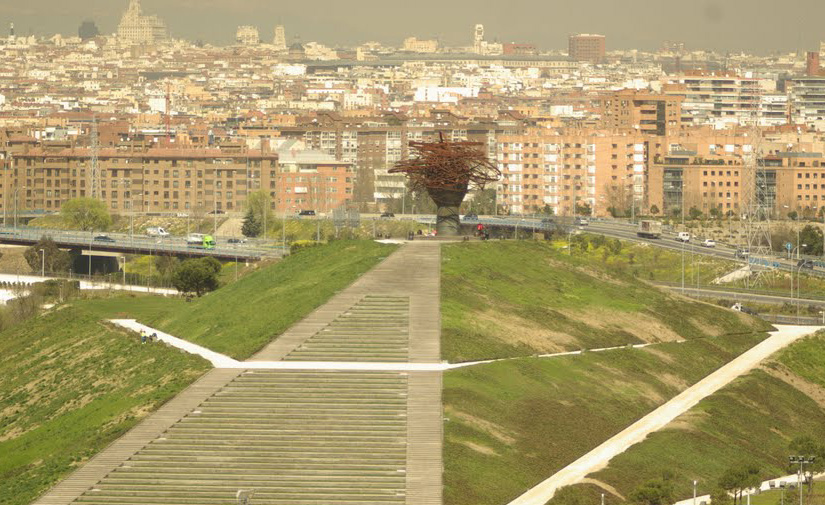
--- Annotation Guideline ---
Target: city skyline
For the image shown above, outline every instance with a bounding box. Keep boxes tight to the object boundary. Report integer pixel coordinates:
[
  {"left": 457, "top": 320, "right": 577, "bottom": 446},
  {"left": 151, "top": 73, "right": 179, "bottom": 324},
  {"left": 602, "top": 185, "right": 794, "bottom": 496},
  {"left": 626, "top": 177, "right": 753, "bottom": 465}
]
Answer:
[{"left": 1, "top": 0, "right": 824, "bottom": 54}]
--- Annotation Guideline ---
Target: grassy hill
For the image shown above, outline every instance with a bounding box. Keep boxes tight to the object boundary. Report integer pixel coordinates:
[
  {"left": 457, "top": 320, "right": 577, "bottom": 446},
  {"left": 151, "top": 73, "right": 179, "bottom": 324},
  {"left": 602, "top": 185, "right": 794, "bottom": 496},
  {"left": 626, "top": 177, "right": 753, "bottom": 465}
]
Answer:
[
  {"left": 442, "top": 241, "right": 770, "bottom": 362},
  {"left": 0, "top": 306, "right": 209, "bottom": 505},
  {"left": 443, "top": 332, "right": 768, "bottom": 505},
  {"left": 559, "top": 331, "right": 825, "bottom": 504},
  {"left": 74, "top": 240, "right": 398, "bottom": 359}
]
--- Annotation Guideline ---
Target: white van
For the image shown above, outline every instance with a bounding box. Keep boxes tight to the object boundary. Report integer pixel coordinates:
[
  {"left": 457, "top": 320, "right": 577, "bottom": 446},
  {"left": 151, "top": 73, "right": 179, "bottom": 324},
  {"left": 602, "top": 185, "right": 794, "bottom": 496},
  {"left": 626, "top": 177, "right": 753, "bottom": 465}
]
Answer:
[
  {"left": 676, "top": 232, "right": 691, "bottom": 243},
  {"left": 146, "top": 227, "right": 170, "bottom": 237}
]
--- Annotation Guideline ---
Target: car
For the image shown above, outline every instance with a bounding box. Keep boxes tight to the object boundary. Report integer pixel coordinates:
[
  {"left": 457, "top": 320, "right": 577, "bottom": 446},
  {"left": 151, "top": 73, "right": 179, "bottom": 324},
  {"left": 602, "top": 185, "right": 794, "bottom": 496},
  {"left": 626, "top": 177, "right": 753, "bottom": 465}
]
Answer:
[
  {"left": 463, "top": 213, "right": 479, "bottom": 221},
  {"left": 380, "top": 212, "right": 395, "bottom": 219},
  {"left": 701, "top": 239, "right": 716, "bottom": 248},
  {"left": 735, "top": 248, "right": 750, "bottom": 259},
  {"left": 298, "top": 210, "right": 316, "bottom": 217},
  {"left": 575, "top": 217, "right": 590, "bottom": 227},
  {"left": 227, "top": 238, "right": 247, "bottom": 244},
  {"left": 676, "top": 231, "right": 691, "bottom": 243},
  {"left": 94, "top": 234, "right": 116, "bottom": 243},
  {"left": 798, "top": 259, "right": 815, "bottom": 269},
  {"left": 731, "top": 303, "right": 757, "bottom": 315}
]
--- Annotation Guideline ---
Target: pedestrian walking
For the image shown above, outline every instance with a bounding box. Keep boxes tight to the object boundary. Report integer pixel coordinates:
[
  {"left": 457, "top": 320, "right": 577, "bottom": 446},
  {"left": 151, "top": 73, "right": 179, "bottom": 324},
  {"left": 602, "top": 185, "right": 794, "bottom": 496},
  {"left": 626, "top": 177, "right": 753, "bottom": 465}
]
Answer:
[{"left": 140, "top": 330, "right": 147, "bottom": 344}]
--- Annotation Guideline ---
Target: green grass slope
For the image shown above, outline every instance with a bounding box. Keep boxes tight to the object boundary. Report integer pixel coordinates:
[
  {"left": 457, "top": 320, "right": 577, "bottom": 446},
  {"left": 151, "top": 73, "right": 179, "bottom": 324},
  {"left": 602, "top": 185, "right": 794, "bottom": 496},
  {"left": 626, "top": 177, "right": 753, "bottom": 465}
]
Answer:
[
  {"left": 442, "top": 241, "right": 770, "bottom": 362},
  {"left": 444, "top": 332, "right": 767, "bottom": 505},
  {"left": 74, "top": 240, "right": 398, "bottom": 360},
  {"left": 565, "top": 331, "right": 825, "bottom": 504},
  {"left": 0, "top": 306, "right": 209, "bottom": 505}
]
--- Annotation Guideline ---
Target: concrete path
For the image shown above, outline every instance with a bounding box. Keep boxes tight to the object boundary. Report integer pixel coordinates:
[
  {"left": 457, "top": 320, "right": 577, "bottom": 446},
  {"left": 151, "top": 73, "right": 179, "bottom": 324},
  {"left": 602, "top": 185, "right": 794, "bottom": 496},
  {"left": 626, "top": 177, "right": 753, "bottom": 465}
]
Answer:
[
  {"left": 35, "top": 242, "right": 444, "bottom": 505},
  {"left": 0, "top": 273, "right": 178, "bottom": 295},
  {"left": 32, "top": 368, "right": 241, "bottom": 505},
  {"left": 507, "top": 324, "right": 822, "bottom": 505}
]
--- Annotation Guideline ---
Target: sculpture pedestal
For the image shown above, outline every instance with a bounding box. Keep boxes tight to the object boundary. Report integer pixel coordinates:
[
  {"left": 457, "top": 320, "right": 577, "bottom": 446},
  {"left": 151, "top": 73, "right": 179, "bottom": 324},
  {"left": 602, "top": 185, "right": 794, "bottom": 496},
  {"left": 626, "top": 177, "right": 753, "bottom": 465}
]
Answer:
[{"left": 428, "top": 186, "right": 467, "bottom": 237}]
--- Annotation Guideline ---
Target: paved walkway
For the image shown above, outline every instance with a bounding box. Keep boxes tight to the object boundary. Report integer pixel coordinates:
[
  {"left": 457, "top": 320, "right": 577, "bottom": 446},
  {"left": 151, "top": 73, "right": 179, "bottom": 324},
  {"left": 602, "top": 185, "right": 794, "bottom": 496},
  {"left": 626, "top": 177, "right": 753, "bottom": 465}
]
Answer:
[
  {"left": 34, "top": 241, "right": 444, "bottom": 505},
  {"left": 507, "top": 324, "right": 822, "bottom": 505}
]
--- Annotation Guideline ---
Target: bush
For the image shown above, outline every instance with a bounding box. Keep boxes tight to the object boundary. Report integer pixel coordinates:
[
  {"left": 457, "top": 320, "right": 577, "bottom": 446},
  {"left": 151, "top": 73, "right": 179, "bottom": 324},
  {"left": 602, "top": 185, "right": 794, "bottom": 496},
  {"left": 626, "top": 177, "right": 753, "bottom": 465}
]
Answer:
[
  {"left": 171, "top": 258, "right": 221, "bottom": 297},
  {"left": 290, "top": 240, "right": 322, "bottom": 255}
]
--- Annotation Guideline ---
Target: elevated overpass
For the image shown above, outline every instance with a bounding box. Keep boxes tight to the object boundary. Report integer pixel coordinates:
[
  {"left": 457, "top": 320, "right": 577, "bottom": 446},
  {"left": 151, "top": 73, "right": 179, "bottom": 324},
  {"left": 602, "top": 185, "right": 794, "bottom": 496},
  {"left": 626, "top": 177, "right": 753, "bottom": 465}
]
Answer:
[{"left": 0, "top": 227, "right": 278, "bottom": 262}]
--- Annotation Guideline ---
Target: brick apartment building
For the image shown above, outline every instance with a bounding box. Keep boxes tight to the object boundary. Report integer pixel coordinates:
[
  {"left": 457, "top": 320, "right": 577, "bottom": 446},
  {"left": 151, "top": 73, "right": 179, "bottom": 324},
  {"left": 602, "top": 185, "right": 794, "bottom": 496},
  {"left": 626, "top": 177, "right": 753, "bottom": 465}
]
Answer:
[{"left": 568, "top": 34, "right": 606, "bottom": 64}]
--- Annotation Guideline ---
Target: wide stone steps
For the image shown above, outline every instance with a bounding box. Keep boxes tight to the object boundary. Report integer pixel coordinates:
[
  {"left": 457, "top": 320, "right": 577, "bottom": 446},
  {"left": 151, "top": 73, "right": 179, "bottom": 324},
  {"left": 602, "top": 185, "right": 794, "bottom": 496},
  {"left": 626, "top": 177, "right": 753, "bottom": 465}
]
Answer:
[
  {"left": 71, "top": 370, "right": 409, "bottom": 505},
  {"left": 284, "top": 296, "right": 410, "bottom": 363}
]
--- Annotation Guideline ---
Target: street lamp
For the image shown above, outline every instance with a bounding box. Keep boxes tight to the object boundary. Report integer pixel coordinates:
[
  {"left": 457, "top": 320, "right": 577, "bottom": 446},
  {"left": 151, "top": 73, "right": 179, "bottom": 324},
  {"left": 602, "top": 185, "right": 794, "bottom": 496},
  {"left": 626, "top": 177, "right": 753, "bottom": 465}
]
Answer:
[
  {"left": 693, "top": 480, "right": 698, "bottom": 505},
  {"left": 789, "top": 455, "right": 816, "bottom": 505},
  {"left": 39, "top": 248, "right": 45, "bottom": 277}
]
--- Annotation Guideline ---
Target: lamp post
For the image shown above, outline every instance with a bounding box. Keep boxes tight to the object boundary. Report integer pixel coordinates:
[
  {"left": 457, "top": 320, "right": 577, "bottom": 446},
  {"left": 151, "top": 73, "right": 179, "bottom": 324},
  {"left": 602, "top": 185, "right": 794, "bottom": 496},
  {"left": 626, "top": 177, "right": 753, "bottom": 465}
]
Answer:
[
  {"left": 39, "top": 248, "right": 45, "bottom": 277},
  {"left": 693, "top": 480, "right": 698, "bottom": 505},
  {"left": 789, "top": 455, "right": 816, "bottom": 505}
]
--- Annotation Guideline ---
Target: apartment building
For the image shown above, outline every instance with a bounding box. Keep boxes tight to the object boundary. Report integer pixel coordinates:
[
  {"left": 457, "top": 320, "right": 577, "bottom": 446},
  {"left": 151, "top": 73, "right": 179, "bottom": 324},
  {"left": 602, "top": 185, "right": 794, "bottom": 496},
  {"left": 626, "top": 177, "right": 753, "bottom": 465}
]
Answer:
[
  {"left": 596, "top": 89, "right": 685, "bottom": 136},
  {"left": 496, "top": 129, "right": 647, "bottom": 217},
  {"left": 2, "top": 141, "right": 278, "bottom": 216},
  {"left": 787, "top": 77, "right": 825, "bottom": 131},
  {"left": 274, "top": 141, "right": 354, "bottom": 213},
  {"left": 568, "top": 34, "right": 606, "bottom": 64}
]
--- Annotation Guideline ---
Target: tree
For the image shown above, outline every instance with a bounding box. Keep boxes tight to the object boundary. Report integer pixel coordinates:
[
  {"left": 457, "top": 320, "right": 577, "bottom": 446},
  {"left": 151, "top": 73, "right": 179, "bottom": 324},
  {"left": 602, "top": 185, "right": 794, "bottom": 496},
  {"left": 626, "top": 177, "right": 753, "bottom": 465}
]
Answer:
[
  {"left": 710, "top": 206, "right": 723, "bottom": 219},
  {"left": 798, "top": 225, "right": 824, "bottom": 256},
  {"left": 154, "top": 255, "right": 179, "bottom": 282},
  {"left": 171, "top": 258, "right": 221, "bottom": 297},
  {"left": 788, "top": 210, "right": 799, "bottom": 221},
  {"left": 719, "top": 463, "right": 762, "bottom": 505},
  {"left": 246, "top": 190, "right": 273, "bottom": 233},
  {"left": 241, "top": 209, "right": 262, "bottom": 237},
  {"left": 689, "top": 206, "right": 704, "bottom": 220},
  {"left": 788, "top": 436, "right": 825, "bottom": 494},
  {"left": 575, "top": 202, "right": 592, "bottom": 216},
  {"left": 24, "top": 236, "right": 71, "bottom": 274},
  {"left": 61, "top": 197, "right": 112, "bottom": 231},
  {"left": 629, "top": 478, "right": 674, "bottom": 505},
  {"left": 710, "top": 488, "right": 733, "bottom": 505},
  {"left": 649, "top": 204, "right": 660, "bottom": 215}
]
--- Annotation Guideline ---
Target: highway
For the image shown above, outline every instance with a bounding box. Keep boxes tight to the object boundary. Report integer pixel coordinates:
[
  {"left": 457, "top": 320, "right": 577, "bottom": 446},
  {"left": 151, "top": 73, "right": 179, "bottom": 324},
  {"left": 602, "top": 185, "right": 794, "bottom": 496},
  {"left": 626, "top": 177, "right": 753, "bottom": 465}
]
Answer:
[
  {"left": 441, "top": 215, "right": 825, "bottom": 278},
  {"left": 0, "top": 227, "right": 281, "bottom": 261}
]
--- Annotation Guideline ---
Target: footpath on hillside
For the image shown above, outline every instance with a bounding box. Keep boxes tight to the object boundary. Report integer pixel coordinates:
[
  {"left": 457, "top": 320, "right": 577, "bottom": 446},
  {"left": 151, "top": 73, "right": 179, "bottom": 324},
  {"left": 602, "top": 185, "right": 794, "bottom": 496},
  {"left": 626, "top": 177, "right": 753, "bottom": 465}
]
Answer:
[
  {"left": 507, "top": 324, "right": 822, "bottom": 505},
  {"left": 33, "top": 241, "right": 444, "bottom": 505}
]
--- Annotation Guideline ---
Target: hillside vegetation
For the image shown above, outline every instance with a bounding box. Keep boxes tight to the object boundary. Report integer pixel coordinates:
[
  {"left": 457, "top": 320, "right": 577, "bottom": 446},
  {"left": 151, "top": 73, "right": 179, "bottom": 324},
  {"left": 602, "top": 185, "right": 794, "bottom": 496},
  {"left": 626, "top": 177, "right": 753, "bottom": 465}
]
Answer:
[
  {"left": 442, "top": 241, "right": 770, "bottom": 362},
  {"left": 74, "top": 240, "right": 398, "bottom": 359},
  {"left": 444, "top": 332, "right": 768, "bottom": 505},
  {"left": 560, "top": 331, "right": 825, "bottom": 504},
  {"left": 0, "top": 306, "right": 209, "bottom": 505}
]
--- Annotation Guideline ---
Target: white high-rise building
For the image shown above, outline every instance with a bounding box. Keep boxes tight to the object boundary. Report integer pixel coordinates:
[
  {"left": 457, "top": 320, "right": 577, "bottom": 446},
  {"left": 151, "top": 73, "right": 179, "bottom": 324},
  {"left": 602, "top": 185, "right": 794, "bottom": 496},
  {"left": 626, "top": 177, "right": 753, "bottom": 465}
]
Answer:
[
  {"left": 117, "top": 0, "right": 169, "bottom": 46},
  {"left": 274, "top": 25, "right": 287, "bottom": 51},
  {"left": 236, "top": 25, "right": 259, "bottom": 46},
  {"left": 473, "top": 24, "right": 484, "bottom": 54}
]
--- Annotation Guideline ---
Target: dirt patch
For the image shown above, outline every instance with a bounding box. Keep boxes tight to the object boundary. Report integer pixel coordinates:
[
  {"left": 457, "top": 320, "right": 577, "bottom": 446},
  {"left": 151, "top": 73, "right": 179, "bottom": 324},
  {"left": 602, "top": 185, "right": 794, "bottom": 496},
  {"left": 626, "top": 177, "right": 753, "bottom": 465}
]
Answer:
[
  {"left": 657, "top": 372, "right": 691, "bottom": 391},
  {"left": 473, "top": 310, "right": 577, "bottom": 354},
  {"left": 559, "top": 308, "right": 683, "bottom": 344},
  {"left": 445, "top": 406, "right": 517, "bottom": 445},
  {"left": 667, "top": 409, "right": 710, "bottom": 432},
  {"left": 761, "top": 364, "right": 825, "bottom": 409},
  {"left": 580, "top": 478, "right": 626, "bottom": 500},
  {"left": 459, "top": 440, "right": 499, "bottom": 456},
  {"left": 642, "top": 346, "right": 676, "bottom": 364}
]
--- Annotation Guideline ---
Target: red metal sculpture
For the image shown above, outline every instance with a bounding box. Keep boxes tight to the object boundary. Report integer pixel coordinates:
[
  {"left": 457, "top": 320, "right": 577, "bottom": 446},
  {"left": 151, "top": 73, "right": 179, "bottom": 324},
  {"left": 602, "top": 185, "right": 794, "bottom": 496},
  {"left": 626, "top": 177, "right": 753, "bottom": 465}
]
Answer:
[{"left": 390, "top": 136, "right": 500, "bottom": 235}]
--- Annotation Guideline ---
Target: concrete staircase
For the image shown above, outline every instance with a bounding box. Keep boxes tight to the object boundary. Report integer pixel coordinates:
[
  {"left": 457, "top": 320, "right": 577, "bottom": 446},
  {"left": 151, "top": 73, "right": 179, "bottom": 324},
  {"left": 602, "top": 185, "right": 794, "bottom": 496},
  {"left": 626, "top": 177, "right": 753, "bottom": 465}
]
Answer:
[
  {"left": 72, "top": 370, "right": 409, "bottom": 505},
  {"left": 284, "top": 296, "right": 410, "bottom": 363}
]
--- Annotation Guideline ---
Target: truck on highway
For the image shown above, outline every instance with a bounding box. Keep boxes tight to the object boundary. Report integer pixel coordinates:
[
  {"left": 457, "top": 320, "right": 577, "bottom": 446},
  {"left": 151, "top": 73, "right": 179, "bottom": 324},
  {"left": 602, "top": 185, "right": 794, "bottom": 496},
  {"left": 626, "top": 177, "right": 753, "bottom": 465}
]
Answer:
[
  {"left": 146, "top": 227, "right": 170, "bottom": 237},
  {"left": 637, "top": 220, "right": 662, "bottom": 239},
  {"left": 186, "top": 233, "right": 216, "bottom": 249}
]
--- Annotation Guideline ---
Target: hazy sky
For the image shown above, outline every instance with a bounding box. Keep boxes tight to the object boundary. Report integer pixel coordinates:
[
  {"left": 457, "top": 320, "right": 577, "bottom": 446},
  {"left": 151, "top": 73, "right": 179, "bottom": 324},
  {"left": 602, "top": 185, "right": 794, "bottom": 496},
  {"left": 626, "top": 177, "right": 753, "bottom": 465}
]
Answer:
[{"left": 0, "top": 0, "right": 823, "bottom": 54}]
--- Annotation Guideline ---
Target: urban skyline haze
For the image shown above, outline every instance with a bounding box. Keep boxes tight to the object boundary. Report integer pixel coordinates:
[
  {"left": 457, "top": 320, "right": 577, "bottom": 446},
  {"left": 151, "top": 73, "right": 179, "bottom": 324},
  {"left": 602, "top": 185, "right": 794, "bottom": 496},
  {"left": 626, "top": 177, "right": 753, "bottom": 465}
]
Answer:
[{"left": 0, "top": 0, "right": 823, "bottom": 54}]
